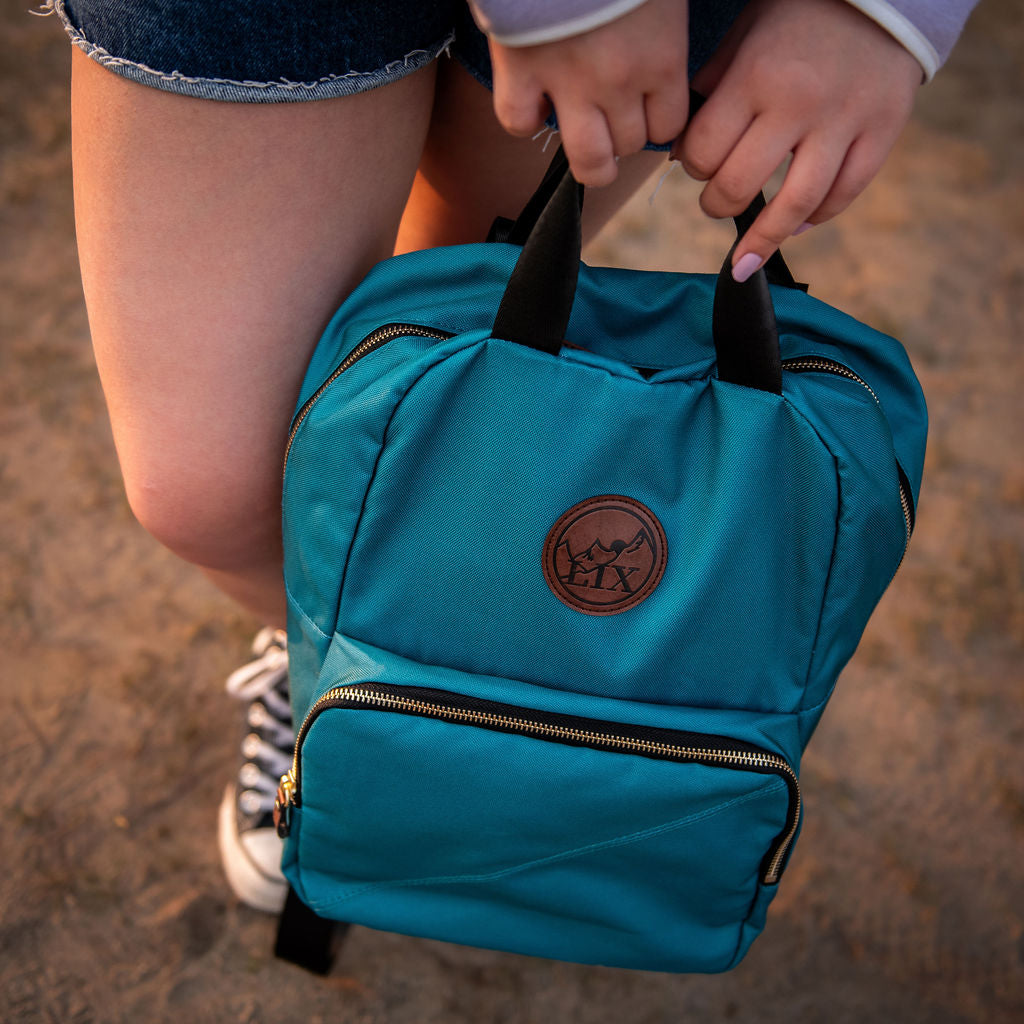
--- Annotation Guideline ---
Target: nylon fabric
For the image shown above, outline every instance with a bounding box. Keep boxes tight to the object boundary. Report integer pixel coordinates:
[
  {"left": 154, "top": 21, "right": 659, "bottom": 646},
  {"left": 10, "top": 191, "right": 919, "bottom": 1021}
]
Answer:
[
  {"left": 314, "top": 634, "right": 806, "bottom": 759},
  {"left": 279, "top": 189, "right": 927, "bottom": 972},
  {"left": 291, "top": 687, "right": 787, "bottom": 972},
  {"left": 337, "top": 342, "right": 836, "bottom": 710}
]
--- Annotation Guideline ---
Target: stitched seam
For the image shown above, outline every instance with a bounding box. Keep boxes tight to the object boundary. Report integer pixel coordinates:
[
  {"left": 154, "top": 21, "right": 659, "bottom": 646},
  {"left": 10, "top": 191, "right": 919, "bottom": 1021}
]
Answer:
[
  {"left": 43, "top": 1, "right": 454, "bottom": 94},
  {"left": 331, "top": 334, "right": 489, "bottom": 636},
  {"left": 800, "top": 686, "right": 835, "bottom": 720},
  {"left": 518, "top": 333, "right": 711, "bottom": 385},
  {"left": 310, "top": 778, "right": 784, "bottom": 911},
  {"left": 782, "top": 375, "right": 902, "bottom": 712},
  {"left": 284, "top": 583, "right": 331, "bottom": 642},
  {"left": 774, "top": 390, "right": 844, "bottom": 713}
]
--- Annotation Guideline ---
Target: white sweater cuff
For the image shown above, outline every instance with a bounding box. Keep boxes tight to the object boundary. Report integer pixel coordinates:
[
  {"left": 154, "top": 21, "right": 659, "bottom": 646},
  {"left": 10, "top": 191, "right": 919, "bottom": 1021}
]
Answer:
[
  {"left": 842, "top": 0, "right": 941, "bottom": 80},
  {"left": 472, "top": 0, "right": 651, "bottom": 49}
]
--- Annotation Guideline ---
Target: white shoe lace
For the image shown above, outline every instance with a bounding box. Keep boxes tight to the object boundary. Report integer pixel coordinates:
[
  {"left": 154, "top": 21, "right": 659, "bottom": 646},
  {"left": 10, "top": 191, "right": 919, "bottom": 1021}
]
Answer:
[{"left": 225, "top": 627, "right": 294, "bottom": 817}]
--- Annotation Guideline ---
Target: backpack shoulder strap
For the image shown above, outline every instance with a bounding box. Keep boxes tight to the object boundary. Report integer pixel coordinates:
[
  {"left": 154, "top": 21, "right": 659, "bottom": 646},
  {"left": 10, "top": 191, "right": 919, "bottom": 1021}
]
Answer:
[{"left": 274, "top": 886, "right": 345, "bottom": 974}]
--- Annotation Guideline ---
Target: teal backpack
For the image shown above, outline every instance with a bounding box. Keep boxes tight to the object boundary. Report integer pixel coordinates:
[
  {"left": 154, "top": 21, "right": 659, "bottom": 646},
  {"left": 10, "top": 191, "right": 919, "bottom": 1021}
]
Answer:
[{"left": 274, "top": 151, "right": 926, "bottom": 974}]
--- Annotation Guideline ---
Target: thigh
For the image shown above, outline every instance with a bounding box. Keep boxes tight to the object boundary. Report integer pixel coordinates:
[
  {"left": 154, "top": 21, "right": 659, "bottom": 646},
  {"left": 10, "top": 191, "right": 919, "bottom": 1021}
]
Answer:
[
  {"left": 394, "top": 57, "right": 666, "bottom": 256},
  {"left": 71, "top": 48, "right": 437, "bottom": 564}
]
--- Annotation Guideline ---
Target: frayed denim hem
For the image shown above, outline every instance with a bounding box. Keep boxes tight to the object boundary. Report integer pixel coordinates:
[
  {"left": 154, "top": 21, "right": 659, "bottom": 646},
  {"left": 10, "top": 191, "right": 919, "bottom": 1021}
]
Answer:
[{"left": 41, "top": 0, "right": 454, "bottom": 103}]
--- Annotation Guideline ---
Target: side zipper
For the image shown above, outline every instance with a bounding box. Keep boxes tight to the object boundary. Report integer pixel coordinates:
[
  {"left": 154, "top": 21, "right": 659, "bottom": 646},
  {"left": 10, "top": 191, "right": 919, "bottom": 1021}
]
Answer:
[
  {"left": 274, "top": 683, "right": 801, "bottom": 886},
  {"left": 285, "top": 336, "right": 917, "bottom": 560},
  {"left": 782, "top": 356, "right": 916, "bottom": 558},
  {"left": 283, "top": 322, "right": 454, "bottom": 480}
]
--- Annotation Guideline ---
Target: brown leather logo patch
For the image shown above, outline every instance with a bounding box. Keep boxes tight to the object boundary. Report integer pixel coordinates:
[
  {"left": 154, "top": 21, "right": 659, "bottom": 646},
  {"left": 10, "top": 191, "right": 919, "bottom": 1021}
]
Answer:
[{"left": 543, "top": 496, "right": 667, "bottom": 615}]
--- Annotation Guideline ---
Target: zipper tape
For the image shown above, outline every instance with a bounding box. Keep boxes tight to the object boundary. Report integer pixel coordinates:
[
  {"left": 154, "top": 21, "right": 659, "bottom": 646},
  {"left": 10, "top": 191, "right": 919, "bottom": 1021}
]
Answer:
[
  {"left": 276, "top": 682, "right": 801, "bottom": 885},
  {"left": 284, "top": 326, "right": 916, "bottom": 557},
  {"left": 284, "top": 323, "right": 455, "bottom": 479},
  {"left": 782, "top": 355, "right": 915, "bottom": 553}
]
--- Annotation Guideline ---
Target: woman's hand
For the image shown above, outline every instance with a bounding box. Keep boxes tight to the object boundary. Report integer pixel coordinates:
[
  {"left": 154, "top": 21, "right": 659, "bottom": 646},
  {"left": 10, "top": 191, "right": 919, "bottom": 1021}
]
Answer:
[
  {"left": 482, "top": 0, "right": 691, "bottom": 188},
  {"left": 672, "top": 0, "right": 923, "bottom": 280}
]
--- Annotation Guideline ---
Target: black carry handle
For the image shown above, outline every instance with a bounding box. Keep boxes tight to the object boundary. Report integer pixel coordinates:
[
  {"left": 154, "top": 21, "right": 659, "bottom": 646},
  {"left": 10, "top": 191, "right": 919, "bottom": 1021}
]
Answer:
[
  {"left": 492, "top": 164, "right": 585, "bottom": 357},
  {"left": 487, "top": 144, "right": 574, "bottom": 247},
  {"left": 491, "top": 93, "right": 805, "bottom": 394},
  {"left": 491, "top": 90, "right": 802, "bottom": 289}
]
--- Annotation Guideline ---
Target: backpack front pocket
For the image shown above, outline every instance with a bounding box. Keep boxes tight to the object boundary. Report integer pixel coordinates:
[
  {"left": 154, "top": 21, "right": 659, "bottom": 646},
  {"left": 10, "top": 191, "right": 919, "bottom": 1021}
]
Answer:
[{"left": 278, "top": 682, "right": 799, "bottom": 973}]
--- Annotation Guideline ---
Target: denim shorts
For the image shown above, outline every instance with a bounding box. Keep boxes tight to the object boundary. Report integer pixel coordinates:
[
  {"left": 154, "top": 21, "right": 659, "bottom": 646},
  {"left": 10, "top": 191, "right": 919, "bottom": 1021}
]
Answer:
[{"left": 48, "top": 0, "right": 749, "bottom": 105}]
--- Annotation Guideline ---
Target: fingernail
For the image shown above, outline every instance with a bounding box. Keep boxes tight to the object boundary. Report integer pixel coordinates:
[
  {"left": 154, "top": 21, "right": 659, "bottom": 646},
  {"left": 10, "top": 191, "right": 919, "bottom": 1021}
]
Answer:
[
  {"left": 732, "top": 253, "right": 763, "bottom": 283},
  {"left": 792, "top": 222, "right": 814, "bottom": 236}
]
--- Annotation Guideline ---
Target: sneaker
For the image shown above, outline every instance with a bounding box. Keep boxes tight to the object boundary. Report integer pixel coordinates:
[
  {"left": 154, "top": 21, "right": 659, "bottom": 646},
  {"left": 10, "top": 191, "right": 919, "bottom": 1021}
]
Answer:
[{"left": 217, "top": 627, "right": 293, "bottom": 913}]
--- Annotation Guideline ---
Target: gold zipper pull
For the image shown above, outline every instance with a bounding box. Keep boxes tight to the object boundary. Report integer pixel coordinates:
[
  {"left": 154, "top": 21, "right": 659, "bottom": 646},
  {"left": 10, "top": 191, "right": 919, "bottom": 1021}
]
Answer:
[{"left": 274, "top": 770, "right": 297, "bottom": 838}]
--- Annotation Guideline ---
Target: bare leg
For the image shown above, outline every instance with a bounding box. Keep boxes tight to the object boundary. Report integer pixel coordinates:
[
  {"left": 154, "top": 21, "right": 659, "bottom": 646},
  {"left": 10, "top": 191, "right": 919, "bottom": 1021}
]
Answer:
[
  {"left": 71, "top": 50, "right": 663, "bottom": 631},
  {"left": 71, "top": 50, "right": 438, "bottom": 625},
  {"left": 395, "top": 58, "right": 666, "bottom": 255}
]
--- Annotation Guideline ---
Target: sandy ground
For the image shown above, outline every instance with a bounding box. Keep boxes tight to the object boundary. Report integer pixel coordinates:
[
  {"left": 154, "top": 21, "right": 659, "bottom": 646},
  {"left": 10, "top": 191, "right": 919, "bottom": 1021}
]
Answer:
[{"left": 2, "top": 4, "right": 1022, "bottom": 1022}]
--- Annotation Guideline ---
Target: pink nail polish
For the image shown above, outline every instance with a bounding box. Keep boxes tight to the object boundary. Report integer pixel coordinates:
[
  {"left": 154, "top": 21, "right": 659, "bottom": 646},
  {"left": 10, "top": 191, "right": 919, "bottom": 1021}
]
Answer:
[
  {"left": 792, "top": 222, "right": 814, "bottom": 236},
  {"left": 732, "top": 253, "right": 763, "bottom": 284}
]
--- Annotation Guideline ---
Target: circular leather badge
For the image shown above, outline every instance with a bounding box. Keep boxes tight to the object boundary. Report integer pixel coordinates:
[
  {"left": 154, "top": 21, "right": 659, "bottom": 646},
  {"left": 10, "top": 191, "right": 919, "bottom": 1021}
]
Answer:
[{"left": 543, "top": 495, "right": 667, "bottom": 615}]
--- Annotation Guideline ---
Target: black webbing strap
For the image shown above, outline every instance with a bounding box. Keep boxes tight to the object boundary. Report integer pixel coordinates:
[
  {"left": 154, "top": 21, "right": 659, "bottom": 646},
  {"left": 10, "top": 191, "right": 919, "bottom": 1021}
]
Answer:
[
  {"left": 733, "top": 192, "right": 807, "bottom": 293},
  {"left": 490, "top": 145, "right": 572, "bottom": 246},
  {"left": 491, "top": 166, "right": 584, "bottom": 356},
  {"left": 486, "top": 83, "right": 813, "bottom": 392},
  {"left": 274, "top": 885, "right": 344, "bottom": 974},
  {"left": 489, "top": 143, "right": 788, "bottom": 392},
  {"left": 685, "top": 90, "right": 804, "bottom": 294},
  {"left": 713, "top": 237, "right": 783, "bottom": 392}
]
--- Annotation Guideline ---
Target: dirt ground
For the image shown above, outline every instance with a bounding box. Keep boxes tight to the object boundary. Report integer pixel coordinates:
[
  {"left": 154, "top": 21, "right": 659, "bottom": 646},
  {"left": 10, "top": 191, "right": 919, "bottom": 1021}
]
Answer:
[{"left": 2, "top": 4, "right": 1022, "bottom": 1023}]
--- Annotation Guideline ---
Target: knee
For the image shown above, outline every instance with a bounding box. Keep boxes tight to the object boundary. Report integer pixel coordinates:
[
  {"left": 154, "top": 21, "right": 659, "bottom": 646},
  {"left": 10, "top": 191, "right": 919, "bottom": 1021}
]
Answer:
[{"left": 124, "top": 463, "right": 280, "bottom": 571}]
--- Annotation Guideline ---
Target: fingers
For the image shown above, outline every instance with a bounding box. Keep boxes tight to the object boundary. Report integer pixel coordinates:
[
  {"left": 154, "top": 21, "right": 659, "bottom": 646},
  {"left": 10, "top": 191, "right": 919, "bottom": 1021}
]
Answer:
[
  {"left": 558, "top": 83, "right": 691, "bottom": 187},
  {"left": 605, "top": 102, "right": 654, "bottom": 164},
  {"left": 492, "top": 72, "right": 550, "bottom": 138},
  {"left": 806, "top": 128, "right": 901, "bottom": 226},
  {"left": 492, "top": 69, "right": 637, "bottom": 188},
  {"left": 802, "top": 137, "right": 876, "bottom": 226},
  {"left": 545, "top": 77, "right": 690, "bottom": 187},
  {"left": 728, "top": 138, "right": 847, "bottom": 279},
  {"left": 730, "top": 127, "right": 901, "bottom": 280},
  {"left": 489, "top": 42, "right": 689, "bottom": 187},
  {"left": 671, "top": 94, "right": 754, "bottom": 183},
  {"left": 664, "top": 0, "right": 924, "bottom": 283},
  {"left": 643, "top": 76, "right": 690, "bottom": 146},
  {"left": 675, "top": 102, "right": 868, "bottom": 282},
  {"left": 696, "top": 116, "right": 794, "bottom": 219},
  {"left": 558, "top": 103, "right": 618, "bottom": 187},
  {"left": 484, "top": 0, "right": 692, "bottom": 190},
  {"left": 683, "top": 122, "right": 842, "bottom": 282},
  {"left": 534, "top": 97, "right": 662, "bottom": 188}
]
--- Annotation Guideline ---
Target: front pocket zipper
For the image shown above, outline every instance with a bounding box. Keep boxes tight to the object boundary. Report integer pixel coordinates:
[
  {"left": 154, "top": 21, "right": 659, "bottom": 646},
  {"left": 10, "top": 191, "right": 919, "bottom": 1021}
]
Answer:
[
  {"left": 274, "top": 683, "right": 801, "bottom": 886},
  {"left": 782, "top": 356, "right": 915, "bottom": 557}
]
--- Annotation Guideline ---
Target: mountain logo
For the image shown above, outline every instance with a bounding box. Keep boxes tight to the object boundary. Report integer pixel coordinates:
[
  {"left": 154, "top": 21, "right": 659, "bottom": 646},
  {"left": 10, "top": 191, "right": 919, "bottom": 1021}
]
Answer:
[{"left": 543, "top": 495, "right": 667, "bottom": 615}]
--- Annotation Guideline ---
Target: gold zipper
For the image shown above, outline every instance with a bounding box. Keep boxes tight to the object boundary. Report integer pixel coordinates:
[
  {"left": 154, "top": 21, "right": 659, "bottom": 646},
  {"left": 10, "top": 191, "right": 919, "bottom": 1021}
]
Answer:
[
  {"left": 782, "top": 355, "right": 914, "bottom": 553},
  {"left": 274, "top": 684, "right": 800, "bottom": 885},
  {"left": 782, "top": 356, "right": 881, "bottom": 402},
  {"left": 285, "top": 341, "right": 915, "bottom": 551},
  {"left": 282, "top": 323, "right": 454, "bottom": 481}
]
